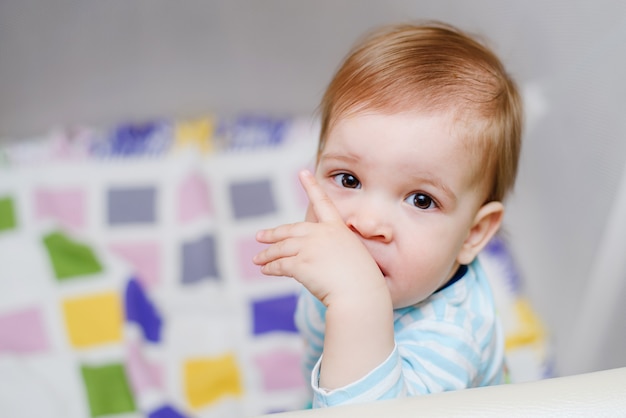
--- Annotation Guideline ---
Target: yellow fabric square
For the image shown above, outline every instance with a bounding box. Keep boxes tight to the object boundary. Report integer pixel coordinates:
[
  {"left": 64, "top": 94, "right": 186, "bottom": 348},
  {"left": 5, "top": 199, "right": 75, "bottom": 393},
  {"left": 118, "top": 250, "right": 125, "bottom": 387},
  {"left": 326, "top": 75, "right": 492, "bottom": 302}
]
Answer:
[
  {"left": 505, "top": 299, "right": 546, "bottom": 350},
  {"left": 62, "top": 292, "right": 123, "bottom": 348},
  {"left": 184, "top": 353, "right": 243, "bottom": 409},
  {"left": 175, "top": 117, "right": 215, "bottom": 154}
]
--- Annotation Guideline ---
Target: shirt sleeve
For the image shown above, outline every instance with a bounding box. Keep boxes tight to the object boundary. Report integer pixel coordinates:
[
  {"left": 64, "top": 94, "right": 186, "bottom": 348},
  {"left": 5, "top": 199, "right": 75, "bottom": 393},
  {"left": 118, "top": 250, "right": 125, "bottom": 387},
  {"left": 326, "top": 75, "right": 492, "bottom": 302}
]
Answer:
[
  {"left": 294, "top": 287, "right": 326, "bottom": 381},
  {"left": 310, "top": 344, "right": 405, "bottom": 407}
]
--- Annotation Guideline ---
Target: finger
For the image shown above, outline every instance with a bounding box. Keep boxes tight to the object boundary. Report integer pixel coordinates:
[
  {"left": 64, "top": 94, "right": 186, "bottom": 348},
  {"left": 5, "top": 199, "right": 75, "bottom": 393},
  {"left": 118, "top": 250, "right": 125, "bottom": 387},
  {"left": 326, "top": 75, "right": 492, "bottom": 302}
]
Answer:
[
  {"left": 255, "top": 221, "right": 310, "bottom": 244},
  {"left": 252, "top": 238, "right": 299, "bottom": 266},
  {"left": 304, "top": 202, "right": 318, "bottom": 223},
  {"left": 299, "top": 170, "right": 342, "bottom": 223},
  {"left": 259, "top": 256, "right": 298, "bottom": 278}
]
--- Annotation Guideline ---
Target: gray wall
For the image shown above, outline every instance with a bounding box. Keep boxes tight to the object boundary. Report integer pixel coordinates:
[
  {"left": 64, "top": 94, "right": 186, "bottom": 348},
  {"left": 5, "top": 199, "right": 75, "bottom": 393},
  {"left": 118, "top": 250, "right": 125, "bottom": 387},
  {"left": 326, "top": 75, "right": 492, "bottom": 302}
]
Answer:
[{"left": 2, "top": 0, "right": 625, "bottom": 376}]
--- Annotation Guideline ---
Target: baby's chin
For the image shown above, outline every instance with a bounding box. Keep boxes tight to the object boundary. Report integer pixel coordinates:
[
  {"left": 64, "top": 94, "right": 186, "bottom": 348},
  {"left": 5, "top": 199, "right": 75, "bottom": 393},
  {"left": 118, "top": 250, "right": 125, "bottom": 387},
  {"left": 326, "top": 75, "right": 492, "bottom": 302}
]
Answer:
[{"left": 388, "top": 287, "right": 430, "bottom": 310}]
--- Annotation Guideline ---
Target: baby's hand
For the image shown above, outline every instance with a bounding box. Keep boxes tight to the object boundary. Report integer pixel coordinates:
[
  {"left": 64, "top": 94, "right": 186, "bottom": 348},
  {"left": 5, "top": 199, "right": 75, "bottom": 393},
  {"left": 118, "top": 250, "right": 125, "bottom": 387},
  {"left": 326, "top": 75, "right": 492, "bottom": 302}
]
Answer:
[{"left": 253, "top": 170, "right": 385, "bottom": 306}]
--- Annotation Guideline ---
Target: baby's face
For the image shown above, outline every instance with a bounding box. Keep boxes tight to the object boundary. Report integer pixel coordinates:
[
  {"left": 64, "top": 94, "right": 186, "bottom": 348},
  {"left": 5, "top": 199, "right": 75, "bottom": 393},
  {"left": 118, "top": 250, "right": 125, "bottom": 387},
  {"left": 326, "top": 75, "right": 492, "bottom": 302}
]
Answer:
[{"left": 314, "top": 111, "right": 487, "bottom": 308}]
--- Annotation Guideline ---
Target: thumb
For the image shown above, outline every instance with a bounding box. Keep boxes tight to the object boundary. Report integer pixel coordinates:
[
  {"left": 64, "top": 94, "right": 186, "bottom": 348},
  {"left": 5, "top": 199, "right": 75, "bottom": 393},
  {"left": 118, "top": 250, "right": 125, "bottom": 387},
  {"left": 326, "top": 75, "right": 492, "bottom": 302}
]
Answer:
[{"left": 305, "top": 203, "right": 318, "bottom": 222}]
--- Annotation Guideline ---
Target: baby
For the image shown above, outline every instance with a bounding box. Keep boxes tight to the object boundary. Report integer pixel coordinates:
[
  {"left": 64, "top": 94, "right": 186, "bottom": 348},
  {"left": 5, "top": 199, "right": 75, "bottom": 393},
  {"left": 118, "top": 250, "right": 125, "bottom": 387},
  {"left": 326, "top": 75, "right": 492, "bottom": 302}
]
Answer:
[{"left": 254, "top": 21, "right": 522, "bottom": 407}]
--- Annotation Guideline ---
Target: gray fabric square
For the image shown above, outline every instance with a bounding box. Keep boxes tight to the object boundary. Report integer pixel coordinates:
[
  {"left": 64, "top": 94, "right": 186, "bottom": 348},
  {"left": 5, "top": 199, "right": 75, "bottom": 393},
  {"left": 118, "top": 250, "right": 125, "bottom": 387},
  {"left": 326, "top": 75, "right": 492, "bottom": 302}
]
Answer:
[
  {"left": 181, "top": 235, "right": 220, "bottom": 284},
  {"left": 229, "top": 179, "right": 276, "bottom": 219},
  {"left": 108, "top": 187, "right": 156, "bottom": 225}
]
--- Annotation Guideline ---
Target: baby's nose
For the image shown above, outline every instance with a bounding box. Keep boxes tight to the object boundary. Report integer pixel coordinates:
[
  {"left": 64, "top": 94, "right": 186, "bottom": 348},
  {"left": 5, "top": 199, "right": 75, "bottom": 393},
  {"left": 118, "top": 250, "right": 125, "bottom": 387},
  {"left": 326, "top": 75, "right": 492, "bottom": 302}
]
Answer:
[{"left": 345, "top": 206, "right": 393, "bottom": 242}]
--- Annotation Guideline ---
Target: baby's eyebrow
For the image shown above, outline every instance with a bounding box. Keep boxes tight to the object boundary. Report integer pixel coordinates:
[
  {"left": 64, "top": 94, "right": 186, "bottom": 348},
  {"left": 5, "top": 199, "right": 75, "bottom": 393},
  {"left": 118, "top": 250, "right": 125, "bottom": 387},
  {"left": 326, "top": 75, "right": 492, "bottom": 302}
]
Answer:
[{"left": 318, "top": 152, "right": 359, "bottom": 164}]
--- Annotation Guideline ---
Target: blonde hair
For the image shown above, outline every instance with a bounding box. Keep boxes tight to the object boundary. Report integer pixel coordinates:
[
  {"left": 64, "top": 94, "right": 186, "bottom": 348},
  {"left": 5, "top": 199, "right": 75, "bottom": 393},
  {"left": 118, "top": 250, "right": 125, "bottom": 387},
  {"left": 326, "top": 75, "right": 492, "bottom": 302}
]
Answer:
[{"left": 317, "top": 22, "right": 523, "bottom": 202}]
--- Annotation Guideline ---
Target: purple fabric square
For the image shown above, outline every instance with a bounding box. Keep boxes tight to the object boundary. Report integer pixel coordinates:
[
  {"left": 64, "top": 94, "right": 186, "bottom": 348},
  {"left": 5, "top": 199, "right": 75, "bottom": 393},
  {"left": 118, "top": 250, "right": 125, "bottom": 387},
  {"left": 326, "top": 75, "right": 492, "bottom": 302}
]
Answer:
[
  {"left": 252, "top": 293, "right": 298, "bottom": 335},
  {"left": 124, "top": 278, "right": 162, "bottom": 342},
  {"left": 148, "top": 405, "right": 189, "bottom": 418}
]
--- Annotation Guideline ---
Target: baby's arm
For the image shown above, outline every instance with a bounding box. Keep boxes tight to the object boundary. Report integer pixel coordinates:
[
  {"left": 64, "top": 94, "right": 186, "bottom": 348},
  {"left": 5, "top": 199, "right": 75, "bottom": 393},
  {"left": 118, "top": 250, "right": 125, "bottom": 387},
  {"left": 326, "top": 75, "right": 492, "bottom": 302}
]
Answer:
[
  {"left": 296, "top": 282, "right": 497, "bottom": 407},
  {"left": 253, "top": 170, "right": 394, "bottom": 389}
]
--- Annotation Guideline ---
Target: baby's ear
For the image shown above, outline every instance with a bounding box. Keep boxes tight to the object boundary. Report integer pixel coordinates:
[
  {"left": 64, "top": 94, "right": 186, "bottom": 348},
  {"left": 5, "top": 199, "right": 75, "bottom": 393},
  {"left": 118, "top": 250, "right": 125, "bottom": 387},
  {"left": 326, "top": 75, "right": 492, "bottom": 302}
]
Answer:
[{"left": 457, "top": 201, "right": 504, "bottom": 265}]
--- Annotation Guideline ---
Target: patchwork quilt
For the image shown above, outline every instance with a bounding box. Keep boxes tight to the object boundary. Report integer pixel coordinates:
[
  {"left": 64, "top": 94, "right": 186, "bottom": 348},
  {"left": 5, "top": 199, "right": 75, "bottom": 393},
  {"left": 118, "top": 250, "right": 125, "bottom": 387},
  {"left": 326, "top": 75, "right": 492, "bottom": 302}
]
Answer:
[{"left": 0, "top": 115, "right": 552, "bottom": 417}]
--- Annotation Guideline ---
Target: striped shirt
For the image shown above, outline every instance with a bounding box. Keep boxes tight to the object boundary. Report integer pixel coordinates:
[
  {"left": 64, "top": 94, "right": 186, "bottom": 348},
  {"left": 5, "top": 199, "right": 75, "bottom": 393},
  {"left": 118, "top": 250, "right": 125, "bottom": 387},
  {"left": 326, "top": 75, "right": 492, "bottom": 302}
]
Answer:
[{"left": 294, "top": 258, "right": 505, "bottom": 407}]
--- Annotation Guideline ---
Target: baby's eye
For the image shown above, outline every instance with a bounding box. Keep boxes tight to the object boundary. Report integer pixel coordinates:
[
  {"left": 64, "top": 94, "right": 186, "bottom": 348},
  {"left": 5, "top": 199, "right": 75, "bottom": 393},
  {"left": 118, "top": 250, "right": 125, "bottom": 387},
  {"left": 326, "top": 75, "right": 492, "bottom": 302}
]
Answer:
[
  {"left": 333, "top": 173, "right": 361, "bottom": 189},
  {"left": 405, "top": 193, "right": 436, "bottom": 210}
]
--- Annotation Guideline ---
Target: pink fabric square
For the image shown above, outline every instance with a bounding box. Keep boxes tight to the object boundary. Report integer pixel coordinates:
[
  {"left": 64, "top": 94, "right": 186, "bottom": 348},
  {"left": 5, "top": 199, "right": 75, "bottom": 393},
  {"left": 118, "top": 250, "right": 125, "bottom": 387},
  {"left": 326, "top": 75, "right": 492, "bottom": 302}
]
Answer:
[
  {"left": 237, "top": 237, "right": 267, "bottom": 280},
  {"left": 178, "top": 172, "right": 213, "bottom": 223},
  {"left": 126, "top": 340, "right": 163, "bottom": 394},
  {"left": 35, "top": 188, "right": 85, "bottom": 231},
  {"left": 254, "top": 349, "right": 305, "bottom": 391},
  {"left": 0, "top": 307, "right": 50, "bottom": 353},
  {"left": 109, "top": 241, "right": 161, "bottom": 288}
]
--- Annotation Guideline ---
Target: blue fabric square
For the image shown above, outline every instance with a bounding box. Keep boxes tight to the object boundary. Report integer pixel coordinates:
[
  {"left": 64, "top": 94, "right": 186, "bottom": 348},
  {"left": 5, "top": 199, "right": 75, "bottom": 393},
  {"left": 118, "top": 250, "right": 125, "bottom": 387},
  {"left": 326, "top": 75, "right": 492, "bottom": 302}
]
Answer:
[
  {"left": 107, "top": 187, "right": 156, "bottom": 225},
  {"left": 181, "top": 235, "right": 220, "bottom": 284},
  {"left": 229, "top": 179, "right": 277, "bottom": 219}
]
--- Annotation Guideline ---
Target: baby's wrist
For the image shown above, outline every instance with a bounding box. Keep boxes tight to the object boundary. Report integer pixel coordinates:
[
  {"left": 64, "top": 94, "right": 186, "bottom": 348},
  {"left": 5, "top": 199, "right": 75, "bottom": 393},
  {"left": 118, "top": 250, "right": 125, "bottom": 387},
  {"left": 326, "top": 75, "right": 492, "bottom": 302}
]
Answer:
[{"left": 324, "top": 284, "right": 392, "bottom": 313}]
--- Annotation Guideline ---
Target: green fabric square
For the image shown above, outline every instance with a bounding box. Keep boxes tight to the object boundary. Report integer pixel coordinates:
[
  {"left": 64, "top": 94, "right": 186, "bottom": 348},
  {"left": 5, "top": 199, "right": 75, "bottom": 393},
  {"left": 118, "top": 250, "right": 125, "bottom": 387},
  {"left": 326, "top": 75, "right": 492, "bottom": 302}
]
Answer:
[
  {"left": 81, "top": 363, "right": 136, "bottom": 417},
  {"left": 43, "top": 231, "right": 103, "bottom": 280},
  {"left": 0, "top": 196, "right": 17, "bottom": 231}
]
